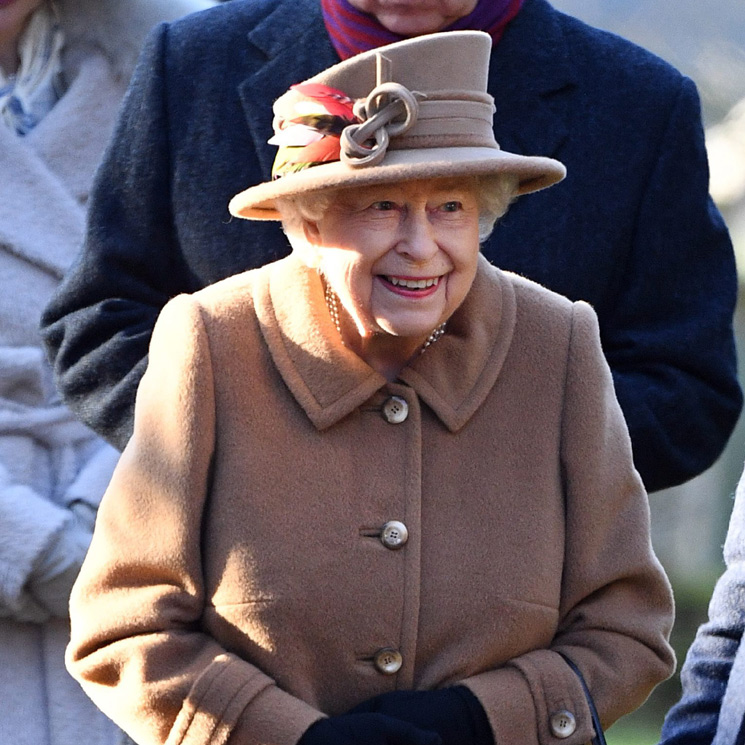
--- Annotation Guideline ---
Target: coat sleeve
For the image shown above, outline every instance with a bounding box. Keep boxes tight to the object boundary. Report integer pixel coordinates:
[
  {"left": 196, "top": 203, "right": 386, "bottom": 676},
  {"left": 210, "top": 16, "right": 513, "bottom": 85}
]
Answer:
[
  {"left": 65, "top": 294, "right": 323, "bottom": 745},
  {"left": 0, "top": 426, "right": 114, "bottom": 621},
  {"left": 0, "top": 459, "right": 72, "bottom": 621},
  {"left": 658, "top": 476, "right": 745, "bottom": 745},
  {"left": 601, "top": 76, "right": 741, "bottom": 491},
  {"left": 462, "top": 301, "right": 676, "bottom": 745},
  {"left": 40, "top": 24, "right": 186, "bottom": 453}
]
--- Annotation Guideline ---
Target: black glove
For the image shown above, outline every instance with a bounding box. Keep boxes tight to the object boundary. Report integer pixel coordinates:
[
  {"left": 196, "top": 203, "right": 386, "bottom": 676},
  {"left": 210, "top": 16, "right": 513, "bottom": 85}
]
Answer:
[
  {"left": 298, "top": 712, "right": 443, "bottom": 745},
  {"left": 348, "top": 687, "right": 493, "bottom": 745}
]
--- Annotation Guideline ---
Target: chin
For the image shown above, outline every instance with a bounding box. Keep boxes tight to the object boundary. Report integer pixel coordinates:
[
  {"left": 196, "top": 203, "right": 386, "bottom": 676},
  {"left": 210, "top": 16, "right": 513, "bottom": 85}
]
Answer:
[
  {"left": 377, "top": 321, "right": 441, "bottom": 340},
  {"left": 384, "top": 21, "right": 445, "bottom": 35},
  {"left": 375, "top": 13, "right": 447, "bottom": 36}
]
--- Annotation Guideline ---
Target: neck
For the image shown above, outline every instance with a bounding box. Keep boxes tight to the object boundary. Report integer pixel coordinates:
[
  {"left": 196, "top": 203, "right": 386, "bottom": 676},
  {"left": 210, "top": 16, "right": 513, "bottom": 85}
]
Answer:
[
  {"left": 324, "top": 282, "right": 441, "bottom": 380},
  {"left": 346, "top": 328, "right": 429, "bottom": 381}
]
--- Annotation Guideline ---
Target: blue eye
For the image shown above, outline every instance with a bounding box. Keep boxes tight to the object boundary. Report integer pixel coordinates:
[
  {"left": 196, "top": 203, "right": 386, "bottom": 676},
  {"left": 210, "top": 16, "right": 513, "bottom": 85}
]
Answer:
[{"left": 441, "top": 201, "right": 462, "bottom": 212}]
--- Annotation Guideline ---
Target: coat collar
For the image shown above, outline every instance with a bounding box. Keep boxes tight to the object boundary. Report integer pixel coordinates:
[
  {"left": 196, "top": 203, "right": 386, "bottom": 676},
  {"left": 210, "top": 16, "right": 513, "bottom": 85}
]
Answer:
[
  {"left": 0, "top": 53, "right": 122, "bottom": 277},
  {"left": 239, "top": 0, "right": 339, "bottom": 179},
  {"left": 490, "top": 0, "right": 577, "bottom": 158},
  {"left": 254, "top": 254, "right": 516, "bottom": 433},
  {"left": 27, "top": 52, "right": 125, "bottom": 203},
  {"left": 57, "top": 0, "right": 214, "bottom": 82}
]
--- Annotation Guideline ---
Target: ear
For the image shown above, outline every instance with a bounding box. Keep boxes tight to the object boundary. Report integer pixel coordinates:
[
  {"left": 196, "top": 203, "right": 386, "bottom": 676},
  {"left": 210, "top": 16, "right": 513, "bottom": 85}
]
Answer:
[
  {"left": 302, "top": 218, "right": 322, "bottom": 247},
  {"left": 290, "top": 218, "right": 322, "bottom": 270}
]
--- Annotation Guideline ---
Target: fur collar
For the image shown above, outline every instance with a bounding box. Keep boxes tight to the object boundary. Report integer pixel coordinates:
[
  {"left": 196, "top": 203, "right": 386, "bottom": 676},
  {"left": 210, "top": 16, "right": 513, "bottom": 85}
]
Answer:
[{"left": 57, "top": 0, "right": 214, "bottom": 81}]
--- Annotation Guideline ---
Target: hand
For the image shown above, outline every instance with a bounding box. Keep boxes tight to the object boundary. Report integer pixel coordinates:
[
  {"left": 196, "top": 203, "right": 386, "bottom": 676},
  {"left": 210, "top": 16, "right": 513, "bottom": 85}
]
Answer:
[
  {"left": 298, "top": 712, "right": 442, "bottom": 745},
  {"left": 28, "top": 518, "right": 91, "bottom": 618},
  {"left": 349, "top": 688, "right": 493, "bottom": 745}
]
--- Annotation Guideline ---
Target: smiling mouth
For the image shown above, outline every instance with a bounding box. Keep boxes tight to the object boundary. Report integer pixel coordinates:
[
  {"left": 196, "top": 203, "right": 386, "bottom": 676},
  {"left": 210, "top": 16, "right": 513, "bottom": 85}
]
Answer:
[{"left": 383, "top": 275, "right": 442, "bottom": 290}]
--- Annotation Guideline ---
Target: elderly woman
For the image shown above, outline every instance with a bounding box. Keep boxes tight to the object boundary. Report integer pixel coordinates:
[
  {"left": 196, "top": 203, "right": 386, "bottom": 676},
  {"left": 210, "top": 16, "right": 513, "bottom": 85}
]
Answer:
[
  {"left": 0, "top": 0, "right": 210, "bottom": 743},
  {"left": 66, "top": 31, "right": 675, "bottom": 745}
]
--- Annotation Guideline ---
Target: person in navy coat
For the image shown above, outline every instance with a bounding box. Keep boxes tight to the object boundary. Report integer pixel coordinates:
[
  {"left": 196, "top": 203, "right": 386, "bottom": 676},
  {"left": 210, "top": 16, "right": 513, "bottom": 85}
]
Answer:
[
  {"left": 659, "top": 467, "right": 745, "bottom": 745},
  {"left": 40, "top": 0, "right": 742, "bottom": 493}
]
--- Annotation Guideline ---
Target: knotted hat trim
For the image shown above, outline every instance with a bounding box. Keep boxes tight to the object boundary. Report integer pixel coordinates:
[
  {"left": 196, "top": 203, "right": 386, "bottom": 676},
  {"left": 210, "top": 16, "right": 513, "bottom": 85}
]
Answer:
[{"left": 229, "top": 32, "right": 566, "bottom": 220}]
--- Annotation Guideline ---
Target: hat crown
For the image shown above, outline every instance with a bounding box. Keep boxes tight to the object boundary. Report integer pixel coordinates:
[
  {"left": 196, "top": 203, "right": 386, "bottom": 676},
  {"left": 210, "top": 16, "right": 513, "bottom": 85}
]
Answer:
[
  {"left": 229, "top": 31, "right": 566, "bottom": 220},
  {"left": 311, "top": 30, "right": 492, "bottom": 99},
  {"left": 297, "top": 31, "right": 499, "bottom": 168}
]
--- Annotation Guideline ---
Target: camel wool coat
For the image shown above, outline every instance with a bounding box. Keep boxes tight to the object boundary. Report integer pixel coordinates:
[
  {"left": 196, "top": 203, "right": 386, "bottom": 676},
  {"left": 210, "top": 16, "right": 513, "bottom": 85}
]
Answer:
[{"left": 67, "top": 253, "right": 675, "bottom": 745}]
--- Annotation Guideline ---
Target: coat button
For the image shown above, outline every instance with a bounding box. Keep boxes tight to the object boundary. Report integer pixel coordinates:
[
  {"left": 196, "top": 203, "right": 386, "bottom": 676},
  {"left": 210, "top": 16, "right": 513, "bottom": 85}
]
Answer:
[
  {"left": 550, "top": 710, "right": 576, "bottom": 738},
  {"left": 373, "top": 648, "right": 403, "bottom": 675},
  {"left": 382, "top": 396, "right": 408, "bottom": 424},
  {"left": 380, "top": 520, "right": 408, "bottom": 549}
]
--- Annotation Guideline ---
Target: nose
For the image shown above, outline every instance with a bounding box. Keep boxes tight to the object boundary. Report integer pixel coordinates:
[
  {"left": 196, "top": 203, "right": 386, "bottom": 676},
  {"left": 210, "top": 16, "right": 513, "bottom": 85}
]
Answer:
[{"left": 395, "top": 207, "right": 439, "bottom": 261}]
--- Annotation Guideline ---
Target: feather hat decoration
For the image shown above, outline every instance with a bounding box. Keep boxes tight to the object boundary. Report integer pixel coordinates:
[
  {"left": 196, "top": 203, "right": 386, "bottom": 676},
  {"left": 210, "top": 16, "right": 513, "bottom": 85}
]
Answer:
[{"left": 230, "top": 31, "right": 565, "bottom": 220}]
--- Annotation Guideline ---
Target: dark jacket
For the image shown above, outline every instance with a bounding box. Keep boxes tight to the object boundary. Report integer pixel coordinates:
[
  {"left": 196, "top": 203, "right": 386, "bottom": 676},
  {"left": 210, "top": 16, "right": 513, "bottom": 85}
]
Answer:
[
  {"left": 40, "top": 0, "right": 742, "bottom": 491},
  {"left": 659, "top": 469, "right": 745, "bottom": 745}
]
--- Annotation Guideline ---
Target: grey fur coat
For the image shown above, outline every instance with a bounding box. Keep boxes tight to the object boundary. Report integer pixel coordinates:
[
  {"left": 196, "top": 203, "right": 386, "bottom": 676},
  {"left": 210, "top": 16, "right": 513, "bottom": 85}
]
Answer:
[{"left": 0, "top": 0, "right": 212, "bottom": 743}]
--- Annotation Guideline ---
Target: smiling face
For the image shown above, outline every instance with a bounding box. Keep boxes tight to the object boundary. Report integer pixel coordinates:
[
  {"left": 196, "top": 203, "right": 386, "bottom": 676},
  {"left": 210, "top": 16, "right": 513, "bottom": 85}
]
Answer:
[
  {"left": 302, "top": 178, "right": 482, "bottom": 357},
  {"left": 346, "top": 0, "right": 479, "bottom": 35}
]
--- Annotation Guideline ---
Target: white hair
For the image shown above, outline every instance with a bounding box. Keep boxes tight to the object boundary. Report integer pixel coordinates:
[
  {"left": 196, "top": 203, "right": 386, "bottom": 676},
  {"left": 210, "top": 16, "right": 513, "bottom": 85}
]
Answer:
[
  {"left": 276, "top": 173, "right": 519, "bottom": 256},
  {"left": 471, "top": 174, "right": 519, "bottom": 242}
]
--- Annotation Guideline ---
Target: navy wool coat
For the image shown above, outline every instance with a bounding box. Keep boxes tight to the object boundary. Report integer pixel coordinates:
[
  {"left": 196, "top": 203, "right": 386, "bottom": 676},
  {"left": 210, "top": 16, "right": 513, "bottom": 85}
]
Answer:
[
  {"left": 659, "top": 467, "right": 745, "bottom": 745},
  {"left": 41, "top": 0, "right": 742, "bottom": 492}
]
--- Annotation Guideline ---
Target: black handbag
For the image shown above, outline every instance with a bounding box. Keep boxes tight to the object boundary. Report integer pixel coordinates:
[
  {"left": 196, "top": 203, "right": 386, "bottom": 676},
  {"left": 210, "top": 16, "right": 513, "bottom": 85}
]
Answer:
[{"left": 558, "top": 653, "right": 608, "bottom": 745}]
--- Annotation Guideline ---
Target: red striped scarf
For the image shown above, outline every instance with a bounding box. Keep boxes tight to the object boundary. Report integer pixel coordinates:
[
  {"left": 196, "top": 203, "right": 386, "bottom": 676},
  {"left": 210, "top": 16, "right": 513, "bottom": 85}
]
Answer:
[{"left": 321, "top": 0, "right": 524, "bottom": 60}]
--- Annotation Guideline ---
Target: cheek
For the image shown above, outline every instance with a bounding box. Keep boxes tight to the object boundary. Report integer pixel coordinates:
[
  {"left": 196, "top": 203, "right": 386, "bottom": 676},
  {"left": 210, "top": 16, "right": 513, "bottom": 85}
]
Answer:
[
  {"left": 449, "top": 259, "right": 478, "bottom": 304},
  {"left": 448, "top": 222, "right": 480, "bottom": 269},
  {"left": 320, "top": 252, "right": 371, "bottom": 308},
  {"left": 445, "top": 237, "right": 480, "bottom": 303}
]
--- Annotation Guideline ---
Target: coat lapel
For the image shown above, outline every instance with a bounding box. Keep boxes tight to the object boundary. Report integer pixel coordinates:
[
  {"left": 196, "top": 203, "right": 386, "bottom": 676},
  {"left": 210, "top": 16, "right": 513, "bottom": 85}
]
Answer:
[
  {"left": 27, "top": 52, "right": 126, "bottom": 203},
  {"left": 256, "top": 255, "right": 386, "bottom": 431},
  {"left": 482, "top": 0, "right": 576, "bottom": 277},
  {"left": 0, "top": 125, "right": 83, "bottom": 278},
  {"left": 400, "top": 257, "right": 516, "bottom": 433},
  {"left": 490, "top": 0, "right": 576, "bottom": 159},
  {"left": 238, "top": 0, "right": 339, "bottom": 180},
  {"left": 0, "top": 52, "right": 124, "bottom": 278}
]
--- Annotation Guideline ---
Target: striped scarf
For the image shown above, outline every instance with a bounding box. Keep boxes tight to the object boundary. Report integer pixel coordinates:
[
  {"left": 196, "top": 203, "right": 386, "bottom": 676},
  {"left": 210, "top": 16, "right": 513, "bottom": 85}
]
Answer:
[
  {"left": 322, "top": 0, "right": 524, "bottom": 60},
  {"left": 0, "top": 3, "right": 64, "bottom": 136}
]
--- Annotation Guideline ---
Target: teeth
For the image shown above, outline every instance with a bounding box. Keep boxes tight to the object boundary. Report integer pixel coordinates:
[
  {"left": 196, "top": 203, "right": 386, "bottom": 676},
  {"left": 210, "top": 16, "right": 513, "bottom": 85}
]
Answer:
[{"left": 388, "top": 276, "right": 440, "bottom": 289}]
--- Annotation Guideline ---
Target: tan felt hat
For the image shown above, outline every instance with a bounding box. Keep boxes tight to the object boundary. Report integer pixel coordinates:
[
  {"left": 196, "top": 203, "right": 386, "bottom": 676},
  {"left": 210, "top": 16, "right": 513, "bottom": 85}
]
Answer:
[{"left": 229, "top": 31, "right": 566, "bottom": 220}]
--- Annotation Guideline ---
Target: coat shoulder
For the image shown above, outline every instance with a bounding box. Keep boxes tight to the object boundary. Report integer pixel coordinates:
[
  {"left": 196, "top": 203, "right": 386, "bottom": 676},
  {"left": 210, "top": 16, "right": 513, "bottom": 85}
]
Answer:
[
  {"left": 190, "top": 265, "right": 269, "bottom": 326},
  {"left": 167, "top": 0, "right": 315, "bottom": 44},
  {"left": 500, "top": 268, "right": 606, "bottom": 368},
  {"left": 59, "top": 0, "right": 217, "bottom": 81},
  {"left": 548, "top": 1, "right": 688, "bottom": 97},
  {"left": 502, "top": 268, "right": 577, "bottom": 326},
  {"left": 479, "top": 265, "right": 589, "bottom": 365}
]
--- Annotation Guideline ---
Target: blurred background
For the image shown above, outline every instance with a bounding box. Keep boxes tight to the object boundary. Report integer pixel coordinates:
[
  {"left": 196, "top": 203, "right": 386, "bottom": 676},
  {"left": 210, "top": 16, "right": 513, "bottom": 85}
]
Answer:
[{"left": 548, "top": 1, "right": 745, "bottom": 743}]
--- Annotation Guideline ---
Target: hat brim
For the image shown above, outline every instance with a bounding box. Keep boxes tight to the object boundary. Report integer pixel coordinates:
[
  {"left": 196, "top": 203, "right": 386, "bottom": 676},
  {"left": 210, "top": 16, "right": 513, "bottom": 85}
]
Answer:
[{"left": 229, "top": 146, "right": 566, "bottom": 220}]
